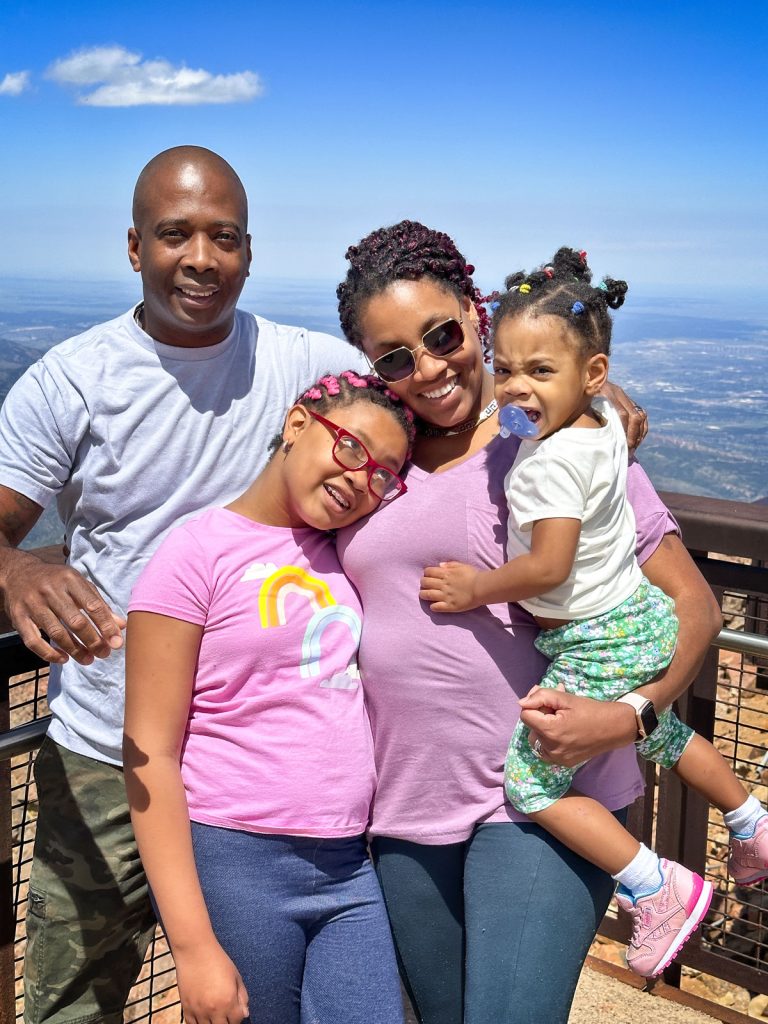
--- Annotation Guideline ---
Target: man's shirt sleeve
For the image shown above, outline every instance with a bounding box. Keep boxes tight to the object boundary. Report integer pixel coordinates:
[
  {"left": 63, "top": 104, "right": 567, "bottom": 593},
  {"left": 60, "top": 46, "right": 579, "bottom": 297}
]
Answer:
[{"left": 0, "top": 361, "right": 87, "bottom": 508}]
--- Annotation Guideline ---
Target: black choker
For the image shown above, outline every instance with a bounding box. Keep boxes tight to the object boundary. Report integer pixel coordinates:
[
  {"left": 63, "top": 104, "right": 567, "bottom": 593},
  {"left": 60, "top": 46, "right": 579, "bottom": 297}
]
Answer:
[{"left": 420, "top": 399, "right": 498, "bottom": 438}]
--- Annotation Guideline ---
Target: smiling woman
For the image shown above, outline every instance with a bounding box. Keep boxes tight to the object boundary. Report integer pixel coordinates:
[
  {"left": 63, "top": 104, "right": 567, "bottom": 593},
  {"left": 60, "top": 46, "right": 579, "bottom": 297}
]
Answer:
[
  {"left": 333, "top": 220, "right": 721, "bottom": 1024},
  {"left": 127, "top": 147, "right": 252, "bottom": 347}
]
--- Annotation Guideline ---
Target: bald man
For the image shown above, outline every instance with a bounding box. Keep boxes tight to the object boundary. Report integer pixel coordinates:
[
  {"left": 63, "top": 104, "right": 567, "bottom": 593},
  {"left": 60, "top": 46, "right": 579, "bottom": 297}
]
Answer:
[{"left": 0, "top": 147, "right": 366, "bottom": 1024}]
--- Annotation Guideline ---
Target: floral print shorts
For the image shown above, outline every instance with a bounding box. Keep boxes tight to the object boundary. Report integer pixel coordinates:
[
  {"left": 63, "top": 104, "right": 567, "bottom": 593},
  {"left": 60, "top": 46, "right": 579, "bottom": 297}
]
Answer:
[{"left": 504, "top": 577, "right": 693, "bottom": 814}]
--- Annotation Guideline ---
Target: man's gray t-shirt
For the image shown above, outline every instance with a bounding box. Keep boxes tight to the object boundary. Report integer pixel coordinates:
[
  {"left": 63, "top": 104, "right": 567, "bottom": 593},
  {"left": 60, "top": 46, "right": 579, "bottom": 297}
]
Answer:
[{"left": 0, "top": 306, "right": 366, "bottom": 764}]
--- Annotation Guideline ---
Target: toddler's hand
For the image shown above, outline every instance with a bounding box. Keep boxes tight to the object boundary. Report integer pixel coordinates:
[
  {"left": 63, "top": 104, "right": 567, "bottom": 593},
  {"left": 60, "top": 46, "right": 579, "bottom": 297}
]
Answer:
[{"left": 420, "top": 562, "right": 481, "bottom": 613}]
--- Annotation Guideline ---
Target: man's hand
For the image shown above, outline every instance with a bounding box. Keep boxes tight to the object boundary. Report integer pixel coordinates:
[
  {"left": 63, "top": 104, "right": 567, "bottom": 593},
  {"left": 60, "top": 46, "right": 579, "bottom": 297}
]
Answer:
[
  {"left": 2, "top": 549, "right": 125, "bottom": 665},
  {"left": 600, "top": 381, "right": 648, "bottom": 451},
  {"left": 420, "top": 561, "right": 481, "bottom": 613},
  {"left": 519, "top": 684, "right": 637, "bottom": 767}
]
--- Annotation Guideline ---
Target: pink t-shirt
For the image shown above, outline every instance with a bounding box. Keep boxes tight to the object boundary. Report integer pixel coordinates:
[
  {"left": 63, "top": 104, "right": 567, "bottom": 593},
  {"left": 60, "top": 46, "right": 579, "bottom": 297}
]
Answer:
[
  {"left": 337, "top": 436, "right": 677, "bottom": 844},
  {"left": 129, "top": 508, "right": 375, "bottom": 838}
]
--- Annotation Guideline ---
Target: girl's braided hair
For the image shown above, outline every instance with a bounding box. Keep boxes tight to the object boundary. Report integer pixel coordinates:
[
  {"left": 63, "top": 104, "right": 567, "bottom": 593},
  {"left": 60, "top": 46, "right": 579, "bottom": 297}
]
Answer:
[
  {"left": 337, "top": 220, "right": 491, "bottom": 357},
  {"left": 492, "top": 247, "right": 628, "bottom": 356},
  {"left": 270, "top": 370, "right": 416, "bottom": 458}
]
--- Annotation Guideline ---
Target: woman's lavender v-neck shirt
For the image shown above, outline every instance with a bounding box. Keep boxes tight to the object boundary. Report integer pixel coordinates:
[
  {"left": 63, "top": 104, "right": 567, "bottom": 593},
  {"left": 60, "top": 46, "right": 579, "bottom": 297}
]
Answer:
[{"left": 336, "top": 435, "right": 677, "bottom": 845}]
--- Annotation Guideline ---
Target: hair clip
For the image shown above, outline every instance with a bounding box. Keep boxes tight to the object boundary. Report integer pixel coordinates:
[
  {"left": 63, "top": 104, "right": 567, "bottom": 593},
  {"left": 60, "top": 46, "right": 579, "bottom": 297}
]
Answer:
[
  {"left": 571, "top": 301, "right": 585, "bottom": 315},
  {"left": 543, "top": 267, "right": 554, "bottom": 279},
  {"left": 578, "top": 251, "right": 587, "bottom": 265},
  {"left": 519, "top": 283, "right": 532, "bottom": 294}
]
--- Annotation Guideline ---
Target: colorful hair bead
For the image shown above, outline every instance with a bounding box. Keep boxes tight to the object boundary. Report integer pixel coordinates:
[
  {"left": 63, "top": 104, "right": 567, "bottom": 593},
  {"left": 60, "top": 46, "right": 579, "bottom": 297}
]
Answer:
[
  {"left": 571, "top": 301, "right": 585, "bottom": 315},
  {"left": 578, "top": 251, "right": 588, "bottom": 265},
  {"left": 543, "top": 267, "right": 554, "bottom": 279},
  {"left": 597, "top": 281, "right": 608, "bottom": 292},
  {"left": 519, "top": 283, "right": 532, "bottom": 294}
]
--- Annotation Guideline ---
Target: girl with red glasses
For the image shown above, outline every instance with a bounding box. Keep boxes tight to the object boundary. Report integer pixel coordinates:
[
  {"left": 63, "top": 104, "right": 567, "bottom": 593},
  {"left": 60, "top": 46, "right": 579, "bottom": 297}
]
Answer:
[
  {"left": 334, "top": 222, "right": 721, "bottom": 1023},
  {"left": 123, "top": 372, "right": 414, "bottom": 1024}
]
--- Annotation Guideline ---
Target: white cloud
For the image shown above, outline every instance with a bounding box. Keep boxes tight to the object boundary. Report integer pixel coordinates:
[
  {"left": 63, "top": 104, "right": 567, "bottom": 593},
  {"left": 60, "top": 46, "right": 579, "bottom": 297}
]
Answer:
[
  {"left": 46, "top": 45, "right": 263, "bottom": 107},
  {"left": 0, "top": 71, "right": 31, "bottom": 96}
]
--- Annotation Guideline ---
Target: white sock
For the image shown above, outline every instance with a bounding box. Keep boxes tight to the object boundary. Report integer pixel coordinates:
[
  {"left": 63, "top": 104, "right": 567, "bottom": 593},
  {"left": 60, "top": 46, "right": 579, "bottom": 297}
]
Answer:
[
  {"left": 613, "top": 843, "right": 662, "bottom": 898},
  {"left": 724, "top": 795, "right": 765, "bottom": 837}
]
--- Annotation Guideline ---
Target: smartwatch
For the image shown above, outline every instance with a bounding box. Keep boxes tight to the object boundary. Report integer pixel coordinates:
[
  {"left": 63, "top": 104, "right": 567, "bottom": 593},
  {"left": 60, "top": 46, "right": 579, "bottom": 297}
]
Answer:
[{"left": 616, "top": 693, "right": 659, "bottom": 743}]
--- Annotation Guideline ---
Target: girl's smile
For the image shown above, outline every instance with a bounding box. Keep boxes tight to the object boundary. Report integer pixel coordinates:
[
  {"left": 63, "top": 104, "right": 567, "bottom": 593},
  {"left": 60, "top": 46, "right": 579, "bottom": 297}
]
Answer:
[{"left": 243, "top": 401, "right": 409, "bottom": 532}]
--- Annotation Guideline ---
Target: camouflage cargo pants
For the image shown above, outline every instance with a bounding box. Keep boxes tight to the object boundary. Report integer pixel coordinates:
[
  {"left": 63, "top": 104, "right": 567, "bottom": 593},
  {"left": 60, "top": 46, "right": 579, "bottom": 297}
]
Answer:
[{"left": 24, "top": 738, "right": 157, "bottom": 1024}]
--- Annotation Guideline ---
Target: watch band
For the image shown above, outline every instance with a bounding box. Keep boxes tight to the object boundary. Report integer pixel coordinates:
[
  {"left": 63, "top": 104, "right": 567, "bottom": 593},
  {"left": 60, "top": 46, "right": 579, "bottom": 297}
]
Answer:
[{"left": 615, "top": 693, "right": 658, "bottom": 743}]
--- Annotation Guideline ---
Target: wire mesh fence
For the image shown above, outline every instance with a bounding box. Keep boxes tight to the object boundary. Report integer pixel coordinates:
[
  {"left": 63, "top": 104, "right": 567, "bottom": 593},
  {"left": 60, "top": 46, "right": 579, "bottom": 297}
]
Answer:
[
  {"left": 1, "top": 544, "right": 767, "bottom": 1020},
  {"left": 1, "top": 652, "right": 181, "bottom": 1023}
]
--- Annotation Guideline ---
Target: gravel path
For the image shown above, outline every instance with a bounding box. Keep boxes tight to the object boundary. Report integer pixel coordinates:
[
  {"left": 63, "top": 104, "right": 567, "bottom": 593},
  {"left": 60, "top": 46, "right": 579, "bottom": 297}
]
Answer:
[
  {"left": 570, "top": 964, "right": 720, "bottom": 1023},
  {"left": 401, "top": 963, "right": 723, "bottom": 1022}
]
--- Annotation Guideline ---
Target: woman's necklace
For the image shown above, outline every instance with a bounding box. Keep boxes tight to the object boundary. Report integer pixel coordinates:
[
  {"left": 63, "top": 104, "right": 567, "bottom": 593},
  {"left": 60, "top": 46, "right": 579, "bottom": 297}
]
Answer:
[{"left": 420, "top": 398, "right": 498, "bottom": 438}]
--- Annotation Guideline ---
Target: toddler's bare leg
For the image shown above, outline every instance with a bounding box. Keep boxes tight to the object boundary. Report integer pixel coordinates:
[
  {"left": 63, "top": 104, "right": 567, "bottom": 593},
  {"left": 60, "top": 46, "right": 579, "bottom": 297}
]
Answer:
[
  {"left": 673, "top": 733, "right": 747, "bottom": 814},
  {"left": 532, "top": 792, "right": 640, "bottom": 875}
]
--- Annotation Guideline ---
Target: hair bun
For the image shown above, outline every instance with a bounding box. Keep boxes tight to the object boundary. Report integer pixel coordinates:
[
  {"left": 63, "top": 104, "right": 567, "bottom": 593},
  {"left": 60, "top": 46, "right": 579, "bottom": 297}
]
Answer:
[{"left": 601, "top": 276, "right": 628, "bottom": 310}]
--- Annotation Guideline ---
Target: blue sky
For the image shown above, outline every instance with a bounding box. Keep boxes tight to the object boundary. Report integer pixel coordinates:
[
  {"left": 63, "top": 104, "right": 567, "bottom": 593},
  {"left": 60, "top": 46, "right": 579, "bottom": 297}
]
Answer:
[{"left": 1, "top": 0, "right": 766, "bottom": 297}]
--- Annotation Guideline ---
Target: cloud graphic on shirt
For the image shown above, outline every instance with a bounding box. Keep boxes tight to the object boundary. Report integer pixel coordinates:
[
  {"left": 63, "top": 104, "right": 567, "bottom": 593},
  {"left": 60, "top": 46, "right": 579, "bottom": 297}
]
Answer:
[
  {"left": 0, "top": 71, "right": 31, "bottom": 96},
  {"left": 240, "top": 562, "right": 279, "bottom": 582},
  {"left": 46, "top": 46, "right": 263, "bottom": 106}
]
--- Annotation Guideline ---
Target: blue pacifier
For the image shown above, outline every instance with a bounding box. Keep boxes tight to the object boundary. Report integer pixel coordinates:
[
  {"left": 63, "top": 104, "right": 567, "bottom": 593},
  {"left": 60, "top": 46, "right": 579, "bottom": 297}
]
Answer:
[{"left": 498, "top": 405, "right": 538, "bottom": 439}]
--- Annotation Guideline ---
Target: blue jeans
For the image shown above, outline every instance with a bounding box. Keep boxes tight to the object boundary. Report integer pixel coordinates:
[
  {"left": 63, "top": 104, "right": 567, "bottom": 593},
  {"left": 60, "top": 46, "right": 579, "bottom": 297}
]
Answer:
[
  {"left": 372, "top": 815, "right": 626, "bottom": 1024},
  {"left": 191, "top": 824, "right": 404, "bottom": 1024}
]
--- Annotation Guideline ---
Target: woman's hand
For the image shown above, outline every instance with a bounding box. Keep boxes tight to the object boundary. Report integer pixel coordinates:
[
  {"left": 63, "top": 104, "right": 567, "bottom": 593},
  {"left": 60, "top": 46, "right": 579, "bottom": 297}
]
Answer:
[
  {"left": 420, "top": 561, "right": 481, "bottom": 612},
  {"left": 174, "top": 941, "right": 249, "bottom": 1024},
  {"left": 519, "top": 684, "right": 637, "bottom": 767},
  {"left": 600, "top": 381, "right": 648, "bottom": 451}
]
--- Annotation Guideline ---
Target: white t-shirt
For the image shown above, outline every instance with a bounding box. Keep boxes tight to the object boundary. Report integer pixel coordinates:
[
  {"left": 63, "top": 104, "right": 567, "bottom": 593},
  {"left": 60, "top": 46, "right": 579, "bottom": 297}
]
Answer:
[
  {"left": 0, "top": 306, "right": 366, "bottom": 765},
  {"left": 505, "top": 395, "right": 643, "bottom": 619}
]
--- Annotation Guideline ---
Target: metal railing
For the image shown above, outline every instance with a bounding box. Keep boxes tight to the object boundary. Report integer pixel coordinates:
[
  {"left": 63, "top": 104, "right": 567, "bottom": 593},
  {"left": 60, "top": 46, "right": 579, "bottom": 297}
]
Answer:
[{"left": 1, "top": 493, "right": 767, "bottom": 1022}]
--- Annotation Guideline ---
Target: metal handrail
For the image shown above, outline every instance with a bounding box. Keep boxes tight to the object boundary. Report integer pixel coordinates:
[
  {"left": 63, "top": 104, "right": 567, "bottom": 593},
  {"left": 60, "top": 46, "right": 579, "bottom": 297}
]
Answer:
[
  {"left": 716, "top": 626, "right": 768, "bottom": 658},
  {"left": 0, "top": 716, "right": 48, "bottom": 759},
  {"left": 0, "top": 626, "right": 765, "bottom": 762}
]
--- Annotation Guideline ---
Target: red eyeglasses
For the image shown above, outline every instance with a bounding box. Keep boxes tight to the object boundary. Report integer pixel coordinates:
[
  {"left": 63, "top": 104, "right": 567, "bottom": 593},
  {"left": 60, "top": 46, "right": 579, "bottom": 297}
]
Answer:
[{"left": 309, "top": 411, "right": 407, "bottom": 502}]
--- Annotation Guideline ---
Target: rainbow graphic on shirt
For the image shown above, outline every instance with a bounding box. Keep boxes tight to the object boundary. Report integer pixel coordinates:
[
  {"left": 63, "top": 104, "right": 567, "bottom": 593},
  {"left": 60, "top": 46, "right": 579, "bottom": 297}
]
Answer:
[
  {"left": 252, "top": 564, "right": 361, "bottom": 686},
  {"left": 300, "top": 605, "right": 362, "bottom": 679},
  {"left": 258, "top": 566, "right": 336, "bottom": 628}
]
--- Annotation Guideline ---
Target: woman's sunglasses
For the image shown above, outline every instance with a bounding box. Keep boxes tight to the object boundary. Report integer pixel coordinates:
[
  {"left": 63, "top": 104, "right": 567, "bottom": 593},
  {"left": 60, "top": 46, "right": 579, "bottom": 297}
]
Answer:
[
  {"left": 309, "top": 411, "right": 407, "bottom": 502},
  {"left": 370, "top": 315, "right": 465, "bottom": 383}
]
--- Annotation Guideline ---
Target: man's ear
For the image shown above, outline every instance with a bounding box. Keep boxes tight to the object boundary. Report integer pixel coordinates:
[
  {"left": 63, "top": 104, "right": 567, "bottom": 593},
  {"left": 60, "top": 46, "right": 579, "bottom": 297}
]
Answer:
[
  {"left": 127, "top": 228, "right": 141, "bottom": 273},
  {"left": 585, "top": 354, "right": 609, "bottom": 396}
]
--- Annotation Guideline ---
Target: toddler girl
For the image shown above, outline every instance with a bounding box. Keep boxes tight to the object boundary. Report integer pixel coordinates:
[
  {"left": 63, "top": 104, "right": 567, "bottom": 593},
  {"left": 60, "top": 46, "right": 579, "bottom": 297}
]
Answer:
[
  {"left": 124, "top": 371, "right": 414, "bottom": 1024},
  {"left": 420, "top": 249, "right": 768, "bottom": 978}
]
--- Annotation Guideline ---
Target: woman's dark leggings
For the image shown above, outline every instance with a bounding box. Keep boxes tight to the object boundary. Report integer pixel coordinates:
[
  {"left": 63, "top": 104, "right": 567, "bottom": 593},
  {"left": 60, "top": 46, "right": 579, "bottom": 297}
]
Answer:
[{"left": 372, "top": 814, "right": 626, "bottom": 1024}]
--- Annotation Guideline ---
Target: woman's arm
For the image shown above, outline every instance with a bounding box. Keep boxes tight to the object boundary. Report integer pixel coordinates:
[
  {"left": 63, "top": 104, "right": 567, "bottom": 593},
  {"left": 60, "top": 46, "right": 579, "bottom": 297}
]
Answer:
[
  {"left": 124, "top": 611, "right": 249, "bottom": 1024},
  {"left": 519, "top": 534, "right": 721, "bottom": 766}
]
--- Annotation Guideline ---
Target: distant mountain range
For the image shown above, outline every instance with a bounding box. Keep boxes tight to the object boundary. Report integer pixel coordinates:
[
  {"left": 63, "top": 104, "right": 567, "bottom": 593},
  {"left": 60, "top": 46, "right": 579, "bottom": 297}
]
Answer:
[{"left": 1, "top": 279, "right": 766, "bottom": 549}]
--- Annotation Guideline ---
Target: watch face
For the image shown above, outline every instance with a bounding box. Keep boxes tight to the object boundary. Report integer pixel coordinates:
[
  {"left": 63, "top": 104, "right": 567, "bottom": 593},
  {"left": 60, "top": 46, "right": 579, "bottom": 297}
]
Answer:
[{"left": 639, "top": 701, "right": 659, "bottom": 737}]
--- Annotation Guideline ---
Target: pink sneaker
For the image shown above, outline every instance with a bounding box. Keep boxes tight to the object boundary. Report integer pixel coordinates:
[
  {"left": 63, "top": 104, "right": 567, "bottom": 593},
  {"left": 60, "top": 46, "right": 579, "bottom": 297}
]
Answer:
[
  {"left": 729, "top": 815, "right": 768, "bottom": 884},
  {"left": 615, "top": 859, "right": 713, "bottom": 978}
]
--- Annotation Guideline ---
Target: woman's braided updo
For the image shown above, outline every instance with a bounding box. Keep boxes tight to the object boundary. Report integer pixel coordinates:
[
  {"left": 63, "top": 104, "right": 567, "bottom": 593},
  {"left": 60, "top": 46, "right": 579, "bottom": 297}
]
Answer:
[
  {"left": 337, "top": 220, "right": 491, "bottom": 356},
  {"left": 491, "top": 247, "right": 628, "bottom": 356}
]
